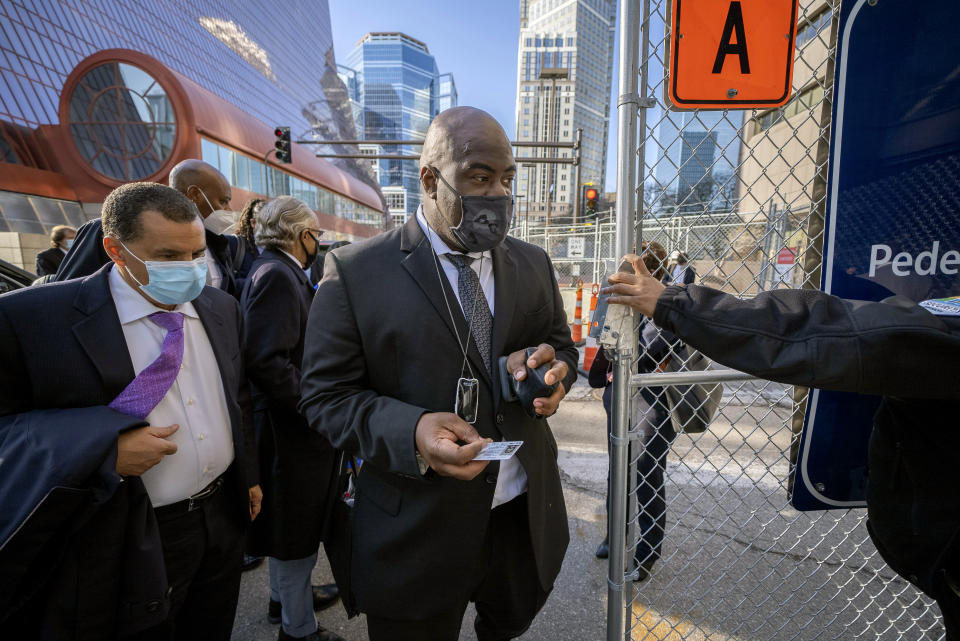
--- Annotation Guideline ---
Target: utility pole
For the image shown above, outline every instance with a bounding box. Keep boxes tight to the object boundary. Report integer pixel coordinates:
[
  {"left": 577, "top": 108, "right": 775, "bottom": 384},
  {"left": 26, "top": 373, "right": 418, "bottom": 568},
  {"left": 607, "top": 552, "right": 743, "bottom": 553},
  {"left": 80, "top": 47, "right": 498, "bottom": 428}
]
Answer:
[
  {"left": 539, "top": 68, "right": 568, "bottom": 225},
  {"left": 573, "top": 127, "right": 582, "bottom": 224}
]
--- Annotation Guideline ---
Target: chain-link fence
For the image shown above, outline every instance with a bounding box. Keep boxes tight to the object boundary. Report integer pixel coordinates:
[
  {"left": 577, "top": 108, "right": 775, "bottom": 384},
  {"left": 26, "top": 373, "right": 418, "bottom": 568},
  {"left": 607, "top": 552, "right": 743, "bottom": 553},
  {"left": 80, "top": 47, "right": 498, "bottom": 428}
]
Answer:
[{"left": 605, "top": 0, "right": 944, "bottom": 639}]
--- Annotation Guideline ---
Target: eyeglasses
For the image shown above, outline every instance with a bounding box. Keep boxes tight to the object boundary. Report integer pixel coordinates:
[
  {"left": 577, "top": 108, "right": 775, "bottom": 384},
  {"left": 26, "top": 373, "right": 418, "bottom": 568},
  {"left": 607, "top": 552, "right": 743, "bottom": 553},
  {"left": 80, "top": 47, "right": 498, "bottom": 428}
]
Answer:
[{"left": 305, "top": 229, "right": 323, "bottom": 241}]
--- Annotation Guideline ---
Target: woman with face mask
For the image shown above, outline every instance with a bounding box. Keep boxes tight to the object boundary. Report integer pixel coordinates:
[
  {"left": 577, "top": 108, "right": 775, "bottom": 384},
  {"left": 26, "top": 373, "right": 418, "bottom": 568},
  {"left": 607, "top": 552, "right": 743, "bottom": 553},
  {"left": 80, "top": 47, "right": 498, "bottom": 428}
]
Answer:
[{"left": 239, "top": 197, "right": 343, "bottom": 641}]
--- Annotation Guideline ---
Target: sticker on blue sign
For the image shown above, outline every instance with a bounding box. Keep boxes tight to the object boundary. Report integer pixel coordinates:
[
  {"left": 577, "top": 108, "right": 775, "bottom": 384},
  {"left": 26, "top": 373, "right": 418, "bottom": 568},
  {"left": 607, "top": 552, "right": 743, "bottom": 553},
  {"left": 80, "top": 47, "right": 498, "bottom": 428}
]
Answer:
[{"left": 920, "top": 296, "right": 960, "bottom": 316}]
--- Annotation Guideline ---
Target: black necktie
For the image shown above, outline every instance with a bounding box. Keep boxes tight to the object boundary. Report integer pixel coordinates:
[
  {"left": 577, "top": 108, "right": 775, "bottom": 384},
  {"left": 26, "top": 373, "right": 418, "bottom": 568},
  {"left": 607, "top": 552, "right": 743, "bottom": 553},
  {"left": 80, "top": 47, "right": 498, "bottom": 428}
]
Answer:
[{"left": 447, "top": 254, "right": 493, "bottom": 375}]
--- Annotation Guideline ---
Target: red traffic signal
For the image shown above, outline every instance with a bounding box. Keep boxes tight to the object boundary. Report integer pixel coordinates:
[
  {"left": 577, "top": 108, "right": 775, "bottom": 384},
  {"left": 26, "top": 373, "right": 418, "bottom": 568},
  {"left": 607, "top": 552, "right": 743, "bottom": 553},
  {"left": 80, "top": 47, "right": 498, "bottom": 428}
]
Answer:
[
  {"left": 583, "top": 185, "right": 599, "bottom": 217},
  {"left": 274, "top": 126, "right": 292, "bottom": 164}
]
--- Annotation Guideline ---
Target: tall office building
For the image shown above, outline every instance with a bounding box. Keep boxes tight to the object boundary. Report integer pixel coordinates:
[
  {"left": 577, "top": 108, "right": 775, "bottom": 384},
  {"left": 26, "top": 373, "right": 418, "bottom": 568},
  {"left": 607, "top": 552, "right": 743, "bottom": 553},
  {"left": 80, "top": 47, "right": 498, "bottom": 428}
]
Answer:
[
  {"left": 343, "top": 33, "right": 456, "bottom": 225},
  {"left": 514, "top": 0, "right": 616, "bottom": 223},
  {"left": 652, "top": 111, "right": 738, "bottom": 215},
  {"left": 0, "top": 0, "right": 385, "bottom": 272}
]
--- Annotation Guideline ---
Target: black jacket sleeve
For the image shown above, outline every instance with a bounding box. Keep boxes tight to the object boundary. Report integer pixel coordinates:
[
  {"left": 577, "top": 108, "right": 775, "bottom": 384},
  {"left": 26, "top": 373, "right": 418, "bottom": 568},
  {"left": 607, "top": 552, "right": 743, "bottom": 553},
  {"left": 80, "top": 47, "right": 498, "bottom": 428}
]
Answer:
[
  {"left": 54, "top": 219, "right": 109, "bottom": 282},
  {"left": 298, "top": 253, "right": 427, "bottom": 477},
  {"left": 653, "top": 284, "right": 960, "bottom": 399}
]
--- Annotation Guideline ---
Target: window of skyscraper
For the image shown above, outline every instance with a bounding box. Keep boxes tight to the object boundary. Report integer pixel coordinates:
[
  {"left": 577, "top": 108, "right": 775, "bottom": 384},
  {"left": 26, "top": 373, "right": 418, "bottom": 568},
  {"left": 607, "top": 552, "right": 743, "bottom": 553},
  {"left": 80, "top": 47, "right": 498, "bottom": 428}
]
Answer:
[{"left": 67, "top": 62, "right": 176, "bottom": 181}]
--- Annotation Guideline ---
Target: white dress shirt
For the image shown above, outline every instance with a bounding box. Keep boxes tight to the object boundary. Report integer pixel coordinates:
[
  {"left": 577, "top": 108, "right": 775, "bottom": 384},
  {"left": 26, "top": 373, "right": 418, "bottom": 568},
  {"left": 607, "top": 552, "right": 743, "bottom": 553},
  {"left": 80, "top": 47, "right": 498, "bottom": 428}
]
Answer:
[
  {"left": 416, "top": 208, "right": 527, "bottom": 508},
  {"left": 109, "top": 266, "right": 234, "bottom": 507}
]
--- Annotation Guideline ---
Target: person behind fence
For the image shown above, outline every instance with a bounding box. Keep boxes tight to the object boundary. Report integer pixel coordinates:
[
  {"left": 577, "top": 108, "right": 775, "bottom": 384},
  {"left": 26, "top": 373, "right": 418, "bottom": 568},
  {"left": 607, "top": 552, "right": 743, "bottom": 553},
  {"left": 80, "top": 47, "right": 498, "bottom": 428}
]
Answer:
[
  {"left": 667, "top": 250, "right": 695, "bottom": 285},
  {"left": 602, "top": 253, "right": 960, "bottom": 639},
  {"left": 298, "top": 106, "right": 577, "bottom": 641},
  {"left": 34, "top": 225, "right": 76, "bottom": 277},
  {"left": 0, "top": 182, "right": 261, "bottom": 639},
  {"left": 241, "top": 196, "right": 343, "bottom": 641},
  {"left": 589, "top": 241, "right": 680, "bottom": 582}
]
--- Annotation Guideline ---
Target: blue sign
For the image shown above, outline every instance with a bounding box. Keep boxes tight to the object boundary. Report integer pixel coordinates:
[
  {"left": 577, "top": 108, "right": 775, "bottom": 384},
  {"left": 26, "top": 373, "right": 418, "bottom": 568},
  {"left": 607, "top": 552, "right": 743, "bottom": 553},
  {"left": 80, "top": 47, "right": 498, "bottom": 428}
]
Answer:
[{"left": 791, "top": 0, "right": 960, "bottom": 510}]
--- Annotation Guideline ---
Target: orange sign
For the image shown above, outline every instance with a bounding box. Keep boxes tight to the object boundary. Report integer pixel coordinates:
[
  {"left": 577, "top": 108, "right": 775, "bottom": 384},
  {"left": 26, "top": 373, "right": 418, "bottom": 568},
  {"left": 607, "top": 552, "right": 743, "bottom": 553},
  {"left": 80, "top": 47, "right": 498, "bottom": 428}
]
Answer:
[{"left": 668, "top": 0, "right": 799, "bottom": 109}]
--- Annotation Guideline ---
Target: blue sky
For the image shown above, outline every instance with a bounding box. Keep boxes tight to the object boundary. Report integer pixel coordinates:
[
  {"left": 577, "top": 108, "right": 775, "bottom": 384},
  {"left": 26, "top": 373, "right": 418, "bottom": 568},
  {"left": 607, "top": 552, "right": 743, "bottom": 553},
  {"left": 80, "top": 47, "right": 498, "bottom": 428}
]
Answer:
[{"left": 328, "top": 0, "right": 620, "bottom": 191}]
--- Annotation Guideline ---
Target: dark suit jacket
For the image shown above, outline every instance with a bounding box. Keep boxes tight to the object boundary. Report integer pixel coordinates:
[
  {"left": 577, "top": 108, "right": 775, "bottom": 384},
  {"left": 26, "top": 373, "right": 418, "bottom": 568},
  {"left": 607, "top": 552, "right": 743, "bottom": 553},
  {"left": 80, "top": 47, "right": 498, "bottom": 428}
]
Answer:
[
  {"left": 34, "top": 247, "right": 65, "bottom": 277},
  {"left": 299, "top": 217, "right": 578, "bottom": 620},
  {"left": 0, "top": 265, "right": 258, "bottom": 633},
  {"left": 55, "top": 219, "right": 242, "bottom": 298},
  {"left": 0, "top": 408, "right": 169, "bottom": 638},
  {"left": 242, "top": 249, "right": 337, "bottom": 559}
]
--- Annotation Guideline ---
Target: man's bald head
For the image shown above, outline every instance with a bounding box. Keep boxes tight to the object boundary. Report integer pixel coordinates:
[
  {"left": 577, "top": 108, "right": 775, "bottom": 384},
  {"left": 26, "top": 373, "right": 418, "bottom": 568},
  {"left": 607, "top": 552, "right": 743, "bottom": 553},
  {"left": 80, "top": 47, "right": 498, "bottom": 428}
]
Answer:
[
  {"left": 418, "top": 107, "right": 516, "bottom": 251},
  {"left": 169, "top": 159, "right": 232, "bottom": 219},
  {"left": 420, "top": 107, "right": 512, "bottom": 172}
]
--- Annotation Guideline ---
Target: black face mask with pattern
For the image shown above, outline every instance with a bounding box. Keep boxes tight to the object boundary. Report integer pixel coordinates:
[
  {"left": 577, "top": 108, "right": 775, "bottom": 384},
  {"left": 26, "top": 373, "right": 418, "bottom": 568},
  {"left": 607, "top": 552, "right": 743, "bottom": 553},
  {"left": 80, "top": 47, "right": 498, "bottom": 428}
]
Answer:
[{"left": 432, "top": 168, "right": 514, "bottom": 252}]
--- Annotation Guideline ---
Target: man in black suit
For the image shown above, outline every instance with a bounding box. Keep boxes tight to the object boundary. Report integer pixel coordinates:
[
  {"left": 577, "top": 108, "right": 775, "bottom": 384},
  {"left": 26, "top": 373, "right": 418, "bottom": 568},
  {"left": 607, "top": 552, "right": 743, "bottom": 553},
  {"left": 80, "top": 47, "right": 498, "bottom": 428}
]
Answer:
[
  {"left": 34, "top": 225, "right": 75, "bottom": 276},
  {"left": 0, "top": 182, "right": 260, "bottom": 640},
  {"left": 241, "top": 196, "right": 342, "bottom": 641},
  {"left": 300, "top": 106, "right": 578, "bottom": 640},
  {"left": 54, "top": 160, "right": 244, "bottom": 298}
]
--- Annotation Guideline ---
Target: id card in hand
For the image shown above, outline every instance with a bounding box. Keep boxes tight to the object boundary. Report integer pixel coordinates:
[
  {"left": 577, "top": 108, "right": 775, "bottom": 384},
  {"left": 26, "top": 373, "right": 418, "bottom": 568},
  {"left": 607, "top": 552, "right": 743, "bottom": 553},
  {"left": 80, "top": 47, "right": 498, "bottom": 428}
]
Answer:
[{"left": 473, "top": 441, "right": 524, "bottom": 461}]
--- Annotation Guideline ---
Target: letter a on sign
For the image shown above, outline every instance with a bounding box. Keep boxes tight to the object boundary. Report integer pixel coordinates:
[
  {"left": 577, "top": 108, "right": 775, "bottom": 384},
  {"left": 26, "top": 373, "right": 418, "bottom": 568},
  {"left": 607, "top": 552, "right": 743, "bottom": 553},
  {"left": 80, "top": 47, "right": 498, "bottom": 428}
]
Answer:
[{"left": 668, "top": 0, "right": 800, "bottom": 109}]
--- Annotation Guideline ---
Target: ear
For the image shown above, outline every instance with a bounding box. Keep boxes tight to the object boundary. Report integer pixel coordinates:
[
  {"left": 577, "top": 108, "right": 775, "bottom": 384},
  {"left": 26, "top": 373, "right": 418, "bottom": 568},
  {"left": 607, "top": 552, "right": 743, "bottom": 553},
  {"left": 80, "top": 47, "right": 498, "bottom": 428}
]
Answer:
[
  {"left": 420, "top": 166, "right": 438, "bottom": 200},
  {"left": 103, "top": 236, "right": 125, "bottom": 267}
]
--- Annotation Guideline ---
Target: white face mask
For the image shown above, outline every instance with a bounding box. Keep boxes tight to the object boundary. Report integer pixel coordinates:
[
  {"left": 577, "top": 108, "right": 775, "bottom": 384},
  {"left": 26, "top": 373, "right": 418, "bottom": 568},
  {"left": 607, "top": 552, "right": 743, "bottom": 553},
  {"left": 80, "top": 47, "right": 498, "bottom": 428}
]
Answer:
[
  {"left": 203, "top": 209, "right": 239, "bottom": 235},
  {"left": 196, "top": 187, "right": 235, "bottom": 234}
]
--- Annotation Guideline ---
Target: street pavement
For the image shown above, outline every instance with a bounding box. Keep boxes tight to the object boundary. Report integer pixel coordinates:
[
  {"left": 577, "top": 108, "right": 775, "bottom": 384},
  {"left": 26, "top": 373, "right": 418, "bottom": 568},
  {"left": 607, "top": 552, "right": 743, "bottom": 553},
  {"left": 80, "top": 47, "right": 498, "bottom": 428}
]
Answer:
[{"left": 231, "top": 376, "right": 941, "bottom": 640}]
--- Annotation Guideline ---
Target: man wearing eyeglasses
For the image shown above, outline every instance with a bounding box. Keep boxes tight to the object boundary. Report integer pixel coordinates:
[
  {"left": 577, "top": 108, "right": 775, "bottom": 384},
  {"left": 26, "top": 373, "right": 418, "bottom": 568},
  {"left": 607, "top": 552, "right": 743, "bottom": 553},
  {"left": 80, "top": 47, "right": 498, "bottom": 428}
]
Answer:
[{"left": 241, "top": 197, "right": 343, "bottom": 641}]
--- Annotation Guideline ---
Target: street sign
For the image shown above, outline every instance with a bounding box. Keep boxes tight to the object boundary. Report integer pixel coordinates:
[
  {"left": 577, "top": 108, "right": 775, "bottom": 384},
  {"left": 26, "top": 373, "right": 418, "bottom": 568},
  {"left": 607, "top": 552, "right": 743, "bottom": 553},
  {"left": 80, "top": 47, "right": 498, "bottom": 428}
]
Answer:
[
  {"left": 668, "top": 0, "right": 799, "bottom": 109},
  {"left": 775, "top": 246, "right": 795, "bottom": 283},
  {"left": 791, "top": 0, "right": 960, "bottom": 511},
  {"left": 568, "top": 236, "right": 585, "bottom": 259}
]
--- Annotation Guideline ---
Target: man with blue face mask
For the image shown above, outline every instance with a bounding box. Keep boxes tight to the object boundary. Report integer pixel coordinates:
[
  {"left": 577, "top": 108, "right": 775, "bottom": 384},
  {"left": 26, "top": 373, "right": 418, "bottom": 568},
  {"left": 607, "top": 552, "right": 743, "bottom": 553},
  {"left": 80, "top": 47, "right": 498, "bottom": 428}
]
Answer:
[
  {"left": 0, "top": 182, "right": 261, "bottom": 640},
  {"left": 301, "top": 107, "right": 577, "bottom": 640}
]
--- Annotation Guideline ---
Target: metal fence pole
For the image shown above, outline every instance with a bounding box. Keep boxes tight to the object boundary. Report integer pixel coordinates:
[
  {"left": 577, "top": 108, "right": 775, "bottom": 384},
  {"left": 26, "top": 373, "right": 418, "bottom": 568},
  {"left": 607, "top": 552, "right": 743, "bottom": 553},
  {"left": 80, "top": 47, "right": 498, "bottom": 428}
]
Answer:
[{"left": 608, "top": 0, "right": 642, "bottom": 639}]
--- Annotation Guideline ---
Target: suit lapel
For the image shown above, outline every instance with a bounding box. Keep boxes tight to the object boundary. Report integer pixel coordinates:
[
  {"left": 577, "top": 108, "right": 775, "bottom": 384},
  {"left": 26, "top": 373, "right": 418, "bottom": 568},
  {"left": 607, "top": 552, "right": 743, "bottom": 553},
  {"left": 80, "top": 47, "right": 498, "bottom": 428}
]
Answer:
[
  {"left": 491, "top": 242, "right": 517, "bottom": 367},
  {"left": 400, "top": 218, "right": 490, "bottom": 386},
  {"left": 71, "top": 266, "right": 136, "bottom": 400},
  {"left": 192, "top": 291, "right": 234, "bottom": 399}
]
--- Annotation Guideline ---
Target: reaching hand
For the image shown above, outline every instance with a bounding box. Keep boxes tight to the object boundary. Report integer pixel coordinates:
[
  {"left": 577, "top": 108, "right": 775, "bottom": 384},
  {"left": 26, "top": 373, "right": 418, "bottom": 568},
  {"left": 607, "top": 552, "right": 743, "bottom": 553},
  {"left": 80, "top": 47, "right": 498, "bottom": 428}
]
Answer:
[
  {"left": 414, "top": 412, "right": 492, "bottom": 480},
  {"left": 602, "top": 253, "right": 668, "bottom": 317},
  {"left": 116, "top": 424, "right": 179, "bottom": 476}
]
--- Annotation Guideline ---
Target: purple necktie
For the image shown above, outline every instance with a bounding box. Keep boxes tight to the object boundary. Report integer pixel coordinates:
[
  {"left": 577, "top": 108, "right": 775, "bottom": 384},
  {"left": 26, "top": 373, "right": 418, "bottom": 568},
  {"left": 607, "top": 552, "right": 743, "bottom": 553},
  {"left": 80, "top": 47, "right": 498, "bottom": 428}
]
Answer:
[{"left": 109, "top": 311, "right": 185, "bottom": 420}]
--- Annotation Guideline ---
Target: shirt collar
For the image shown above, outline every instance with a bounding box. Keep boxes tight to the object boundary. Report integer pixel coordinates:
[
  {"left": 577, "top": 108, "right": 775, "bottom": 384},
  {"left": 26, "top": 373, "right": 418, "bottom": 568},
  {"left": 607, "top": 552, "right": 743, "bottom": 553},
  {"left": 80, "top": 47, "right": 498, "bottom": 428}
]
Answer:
[
  {"left": 278, "top": 248, "right": 304, "bottom": 269},
  {"left": 415, "top": 206, "right": 488, "bottom": 261},
  {"left": 108, "top": 263, "right": 199, "bottom": 324}
]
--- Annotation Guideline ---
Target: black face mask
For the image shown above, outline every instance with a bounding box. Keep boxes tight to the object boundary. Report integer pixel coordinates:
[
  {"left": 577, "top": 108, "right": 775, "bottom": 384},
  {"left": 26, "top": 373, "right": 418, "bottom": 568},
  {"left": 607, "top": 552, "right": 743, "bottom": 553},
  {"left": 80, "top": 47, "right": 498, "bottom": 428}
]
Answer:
[
  {"left": 301, "top": 231, "right": 320, "bottom": 270},
  {"left": 432, "top": 168, "right": 514, "bottom": 252}
]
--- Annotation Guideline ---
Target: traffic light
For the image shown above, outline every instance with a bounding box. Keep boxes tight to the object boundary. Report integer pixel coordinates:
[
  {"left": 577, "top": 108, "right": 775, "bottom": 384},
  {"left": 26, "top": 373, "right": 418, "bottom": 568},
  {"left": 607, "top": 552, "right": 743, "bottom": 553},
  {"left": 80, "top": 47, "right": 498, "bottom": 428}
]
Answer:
[
  {"left": 583, "top": 185, "right": 599, "bottom": 218},
  {"left": 274, "top": 126, "right": 292, "bottom": 164}
]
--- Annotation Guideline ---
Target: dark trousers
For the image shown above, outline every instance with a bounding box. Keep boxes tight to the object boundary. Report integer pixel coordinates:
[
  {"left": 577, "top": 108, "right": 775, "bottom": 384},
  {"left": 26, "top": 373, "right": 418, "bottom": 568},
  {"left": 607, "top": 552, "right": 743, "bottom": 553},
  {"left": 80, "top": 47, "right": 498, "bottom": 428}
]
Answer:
[
  {"left": 131, "top": 481, "right": 244, "bottom": 641},
  {"left": 602, "top": 386, "right": 676, "bottom": 567},
  {"left": 634, "top": 409, "right": 675, "bottom": 567},
  {"left": 366, "top": 493, "right": 551, "bottom": 641}
]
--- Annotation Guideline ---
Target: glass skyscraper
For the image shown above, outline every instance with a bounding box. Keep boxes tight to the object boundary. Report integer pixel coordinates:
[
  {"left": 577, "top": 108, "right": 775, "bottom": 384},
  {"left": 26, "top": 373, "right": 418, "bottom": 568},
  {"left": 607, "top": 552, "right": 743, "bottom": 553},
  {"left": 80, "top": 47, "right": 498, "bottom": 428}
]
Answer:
[
  {"left": 652, "top": 111, "right": 739, "bottom": 215},
  {"left": 514, "top": 0, "right": 616, "bottom": 223},
  {"left": 0, "top": 0, "right": 384, "bottom": 271},
  {"left": 343, "top": 32, "right": 456, "bottom": 224}
]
